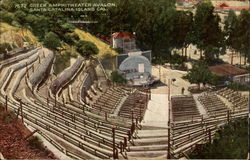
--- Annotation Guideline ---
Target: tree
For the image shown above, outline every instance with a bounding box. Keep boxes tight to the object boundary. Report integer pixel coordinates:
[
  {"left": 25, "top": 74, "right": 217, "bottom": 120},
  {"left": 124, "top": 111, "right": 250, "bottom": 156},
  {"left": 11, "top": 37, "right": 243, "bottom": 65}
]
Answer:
[
  {"left": 14, "top": 10, "right": 27, "bottom": 37},
  {"left": 224, "top": 10, "right": 238, "bottom": 65},
  {"left": 0, "top": 10, "right": 14, "bottom": 24},
  {"left": 193, "top": 2, "right": 225, "bottom": 63},
  {"left": 25, "top": 15, "right": 50, "bottom": 40},
  {"left": 236, "top": 10, "right": 250, "bottom": 64},
  {"left": 172, "top": 11, "right": 193, "bottom": 59},
  {"left": 43, "top": 32, "right": 61, "bottom": 51},
  {"left": 64, "top": 33, "right": 78, "bottom": 46},
  {"left": 76, "top": 40, "right": 99, "bottom": 58},
  {"left": 225, "top": 10, "right": 250, "bottom": 65},
  {"left": 135, "top": 0, "right": 176, "bottom": 60},
  {"left": 183, "top": 61, "right": 218, "bottom": 89}
]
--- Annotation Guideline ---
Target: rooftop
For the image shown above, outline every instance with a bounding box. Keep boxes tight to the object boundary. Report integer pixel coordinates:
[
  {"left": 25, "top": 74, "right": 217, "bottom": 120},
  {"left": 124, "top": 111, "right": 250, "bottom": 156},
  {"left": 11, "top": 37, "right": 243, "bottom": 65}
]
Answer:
[
  {"left": 96, "top": 33, "right": 111, "bottom": 43},
  {"left": 213, "top": 1, "right": 250, "bottom": 10},
  {"left": 112, "top": 32, "right": 135, "bottom": 40},
  {"left": 209, "top": 63, "right": 247, "bottom": 77}
]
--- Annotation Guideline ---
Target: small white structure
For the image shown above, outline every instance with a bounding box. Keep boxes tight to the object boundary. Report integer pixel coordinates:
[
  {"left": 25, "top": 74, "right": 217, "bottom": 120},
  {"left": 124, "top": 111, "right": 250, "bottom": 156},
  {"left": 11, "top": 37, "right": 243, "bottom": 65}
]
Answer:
[
  {"left": 118, "top": 51, "right": 158, "bottom": 86},
  {"left": 111, "top": 32, "right": 137, "bottom": 53}
]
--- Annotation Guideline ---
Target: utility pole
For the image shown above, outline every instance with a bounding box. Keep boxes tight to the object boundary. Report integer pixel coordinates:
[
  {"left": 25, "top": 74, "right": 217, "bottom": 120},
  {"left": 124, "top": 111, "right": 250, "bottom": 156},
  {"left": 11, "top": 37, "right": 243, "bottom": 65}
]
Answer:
[
  {"left": 139, "top": 103, "right": 142, "bottom": 122},
  {"left": 5, "top": 95, "right": 8, "bottom": 111},
  {"left": 112, "top": 126, "right": 116, "bottom": 159},
  {"left": 26, "top": 62, "right": 29, "bottom": 78},
  {"left": 54, "top": 96, "right": 57, "bottom": 108},
  {"left": 47, "top": 97, "right": 49, "bottom": 107},
  {"left": 131, "top": 110, "right": 134, "bottom": 124},
  {"left": 167, "top": 79, "right": 171, "bottom": 159},
  {"left": 158, "top": 65, "right": 161, "bottom": 81},
  {"left": 20, "top": 100, "right": 23, "bottom": 123}
]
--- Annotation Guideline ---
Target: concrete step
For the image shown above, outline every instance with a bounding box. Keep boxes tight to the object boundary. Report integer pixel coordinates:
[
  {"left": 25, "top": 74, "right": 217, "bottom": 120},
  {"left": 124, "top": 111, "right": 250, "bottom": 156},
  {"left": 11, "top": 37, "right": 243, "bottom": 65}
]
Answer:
[
  {"left": 127, "top": 150, "right": 167, "bottom": 158},
  {"left": 129, "top": 144, "right": 168, "bottom": 151},
  {"left": 133, "top": 137, "right": 168, "bottom": 145},
  {"left": 137, "top": 129, "right": 168, "bottom": 138}
]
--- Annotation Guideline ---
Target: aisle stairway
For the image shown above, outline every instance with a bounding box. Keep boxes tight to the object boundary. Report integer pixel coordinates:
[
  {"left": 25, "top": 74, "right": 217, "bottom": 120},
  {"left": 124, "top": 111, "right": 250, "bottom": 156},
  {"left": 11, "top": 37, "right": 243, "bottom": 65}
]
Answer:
[{"left": 127, "top": 128, "right": 168, "bottom": 159}]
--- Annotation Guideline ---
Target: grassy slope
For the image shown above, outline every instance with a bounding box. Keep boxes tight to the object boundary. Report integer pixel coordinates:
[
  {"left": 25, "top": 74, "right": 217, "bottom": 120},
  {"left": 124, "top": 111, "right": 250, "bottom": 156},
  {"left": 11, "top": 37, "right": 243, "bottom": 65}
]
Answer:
[
  {"left": 0, "top": 22, "right": 39, "bottom": 46},
  {"left": 0, "top": 22, "right": 117, "bottom": 59},
  {"left": 75, "top": 28, "right": 117, "bottom": 58}
]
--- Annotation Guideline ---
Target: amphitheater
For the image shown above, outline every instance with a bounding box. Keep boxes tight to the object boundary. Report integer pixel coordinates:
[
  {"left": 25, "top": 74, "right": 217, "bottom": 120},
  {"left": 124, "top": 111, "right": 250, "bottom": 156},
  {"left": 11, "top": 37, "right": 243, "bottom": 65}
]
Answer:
[{"left": 0, "top": 47, "right": 249, "bottom": 159}]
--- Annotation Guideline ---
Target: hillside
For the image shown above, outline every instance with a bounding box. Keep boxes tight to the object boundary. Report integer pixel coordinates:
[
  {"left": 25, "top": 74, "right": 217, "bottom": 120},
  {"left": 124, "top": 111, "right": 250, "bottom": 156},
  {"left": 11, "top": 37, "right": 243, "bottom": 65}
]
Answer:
[
  {"left": 0, "top": 22, "right": 39, "bottom": 47},
  {"left": 0, "top": 22, "right": 117, "bottom": 59},
  {"left": 75, "top": 28, "right": 117, "bottom": 58}
]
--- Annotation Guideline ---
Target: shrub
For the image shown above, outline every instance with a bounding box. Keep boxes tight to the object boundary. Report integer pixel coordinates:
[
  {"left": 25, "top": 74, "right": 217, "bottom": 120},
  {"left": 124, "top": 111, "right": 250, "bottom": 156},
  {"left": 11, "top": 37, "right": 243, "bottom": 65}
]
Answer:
[
  {"left": 0, "top": 10, "right": 14, "bottom": 24},
  {"left": 0, "top": 43, "right": 12, "bottom": 54},
  {"left": 24, "top": 36, "right": 33, "bottom": 45},
  {"left": 110, "top": 71, "right": 126, "bottom": 84},
  {"left": 114, "top": 48, "right": 124, "bottom": 54},
  {"left": 63, "top": 33, "right": 77, "bottom": 45},
  {"left": 43, "top": 32, "right": 61, "bottom": 51},
  {"left": 76, "top": 40, "right": 99, "bottom": 58},
  {"left": 28, "top": 136, "right": 43, "bottom": 149},
  {"left": 228, "top": 82, "right": 250, "bottom": 91},
  {"left": 170, "top": 52, "right": 183, "bottom": 66}
]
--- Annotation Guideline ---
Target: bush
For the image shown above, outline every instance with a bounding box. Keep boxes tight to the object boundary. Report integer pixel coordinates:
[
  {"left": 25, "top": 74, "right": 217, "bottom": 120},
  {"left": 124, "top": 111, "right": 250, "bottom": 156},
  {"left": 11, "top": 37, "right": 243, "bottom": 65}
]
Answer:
[
  {"left": 110, "top": 71, "right": 126, "bottom": 84},
  {"left": 114, "top": 48, "right": 124, "bottom": 54},
  {"left": 43, "top": 32, "right": 61, "bottom": 51},
  {"left": 228, "top": 82, "right": 250, "bottom": 91},
  {"left": 0, "top": 10, "right": 14, "bottom": 24},
  {"left": 28, "top": 136, "right": 43, "bottom": 149},
  {"left": 170, "top": 52, "right": 183, "bottom": 66},
  {"left": 0, "top": 43, "right": 12, "bottom": 54},
  {"left": 24, "top": 36, "right": 33, "bottom": 45},
  {"left": 63, "top": 33, "right": 78, "bottom": 45},
  {"left": 76, "top": 40, "right": 99, "bottom": 58}
]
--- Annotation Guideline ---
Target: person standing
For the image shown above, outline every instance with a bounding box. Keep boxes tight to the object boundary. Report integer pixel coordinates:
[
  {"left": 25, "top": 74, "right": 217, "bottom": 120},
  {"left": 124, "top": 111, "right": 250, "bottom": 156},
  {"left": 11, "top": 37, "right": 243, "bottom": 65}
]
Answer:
[{"left": 181, "top": 87, "right": 185, "bottom": 95}]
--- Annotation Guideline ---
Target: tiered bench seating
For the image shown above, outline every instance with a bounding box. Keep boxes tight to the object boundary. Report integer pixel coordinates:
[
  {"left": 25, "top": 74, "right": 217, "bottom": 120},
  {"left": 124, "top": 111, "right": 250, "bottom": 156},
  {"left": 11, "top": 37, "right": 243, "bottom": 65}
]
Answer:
[
  {"left": 0, "top": 48, "right": 40, "bottom": 74},
  {"left": 118, "top": 90, "right": 148, "bottom": 121},
  {"left": 4, "top": 46, "right": 248, "bottom": 159},
  {"left": 92, "top": 87, "right": 126, "bottom": 114},
  {"left": 0, "top": 49, "right": 135, "bottom": 159},
  {"left": 216, "top": 87, "right": 249, "bottom": 112},
  {"left": 171, "top": 96, "right": 201, "bottom": 122},
  {"left": 198, "top": 93, "right": 229, "bottom": 117}
]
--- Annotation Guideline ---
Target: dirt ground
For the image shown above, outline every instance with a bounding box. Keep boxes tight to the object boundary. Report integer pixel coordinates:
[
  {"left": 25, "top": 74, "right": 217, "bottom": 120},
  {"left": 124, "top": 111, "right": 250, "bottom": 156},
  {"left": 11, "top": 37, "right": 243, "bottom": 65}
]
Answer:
[{"left": 0, "top": 106, "right": 57, "bottom": 159}]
